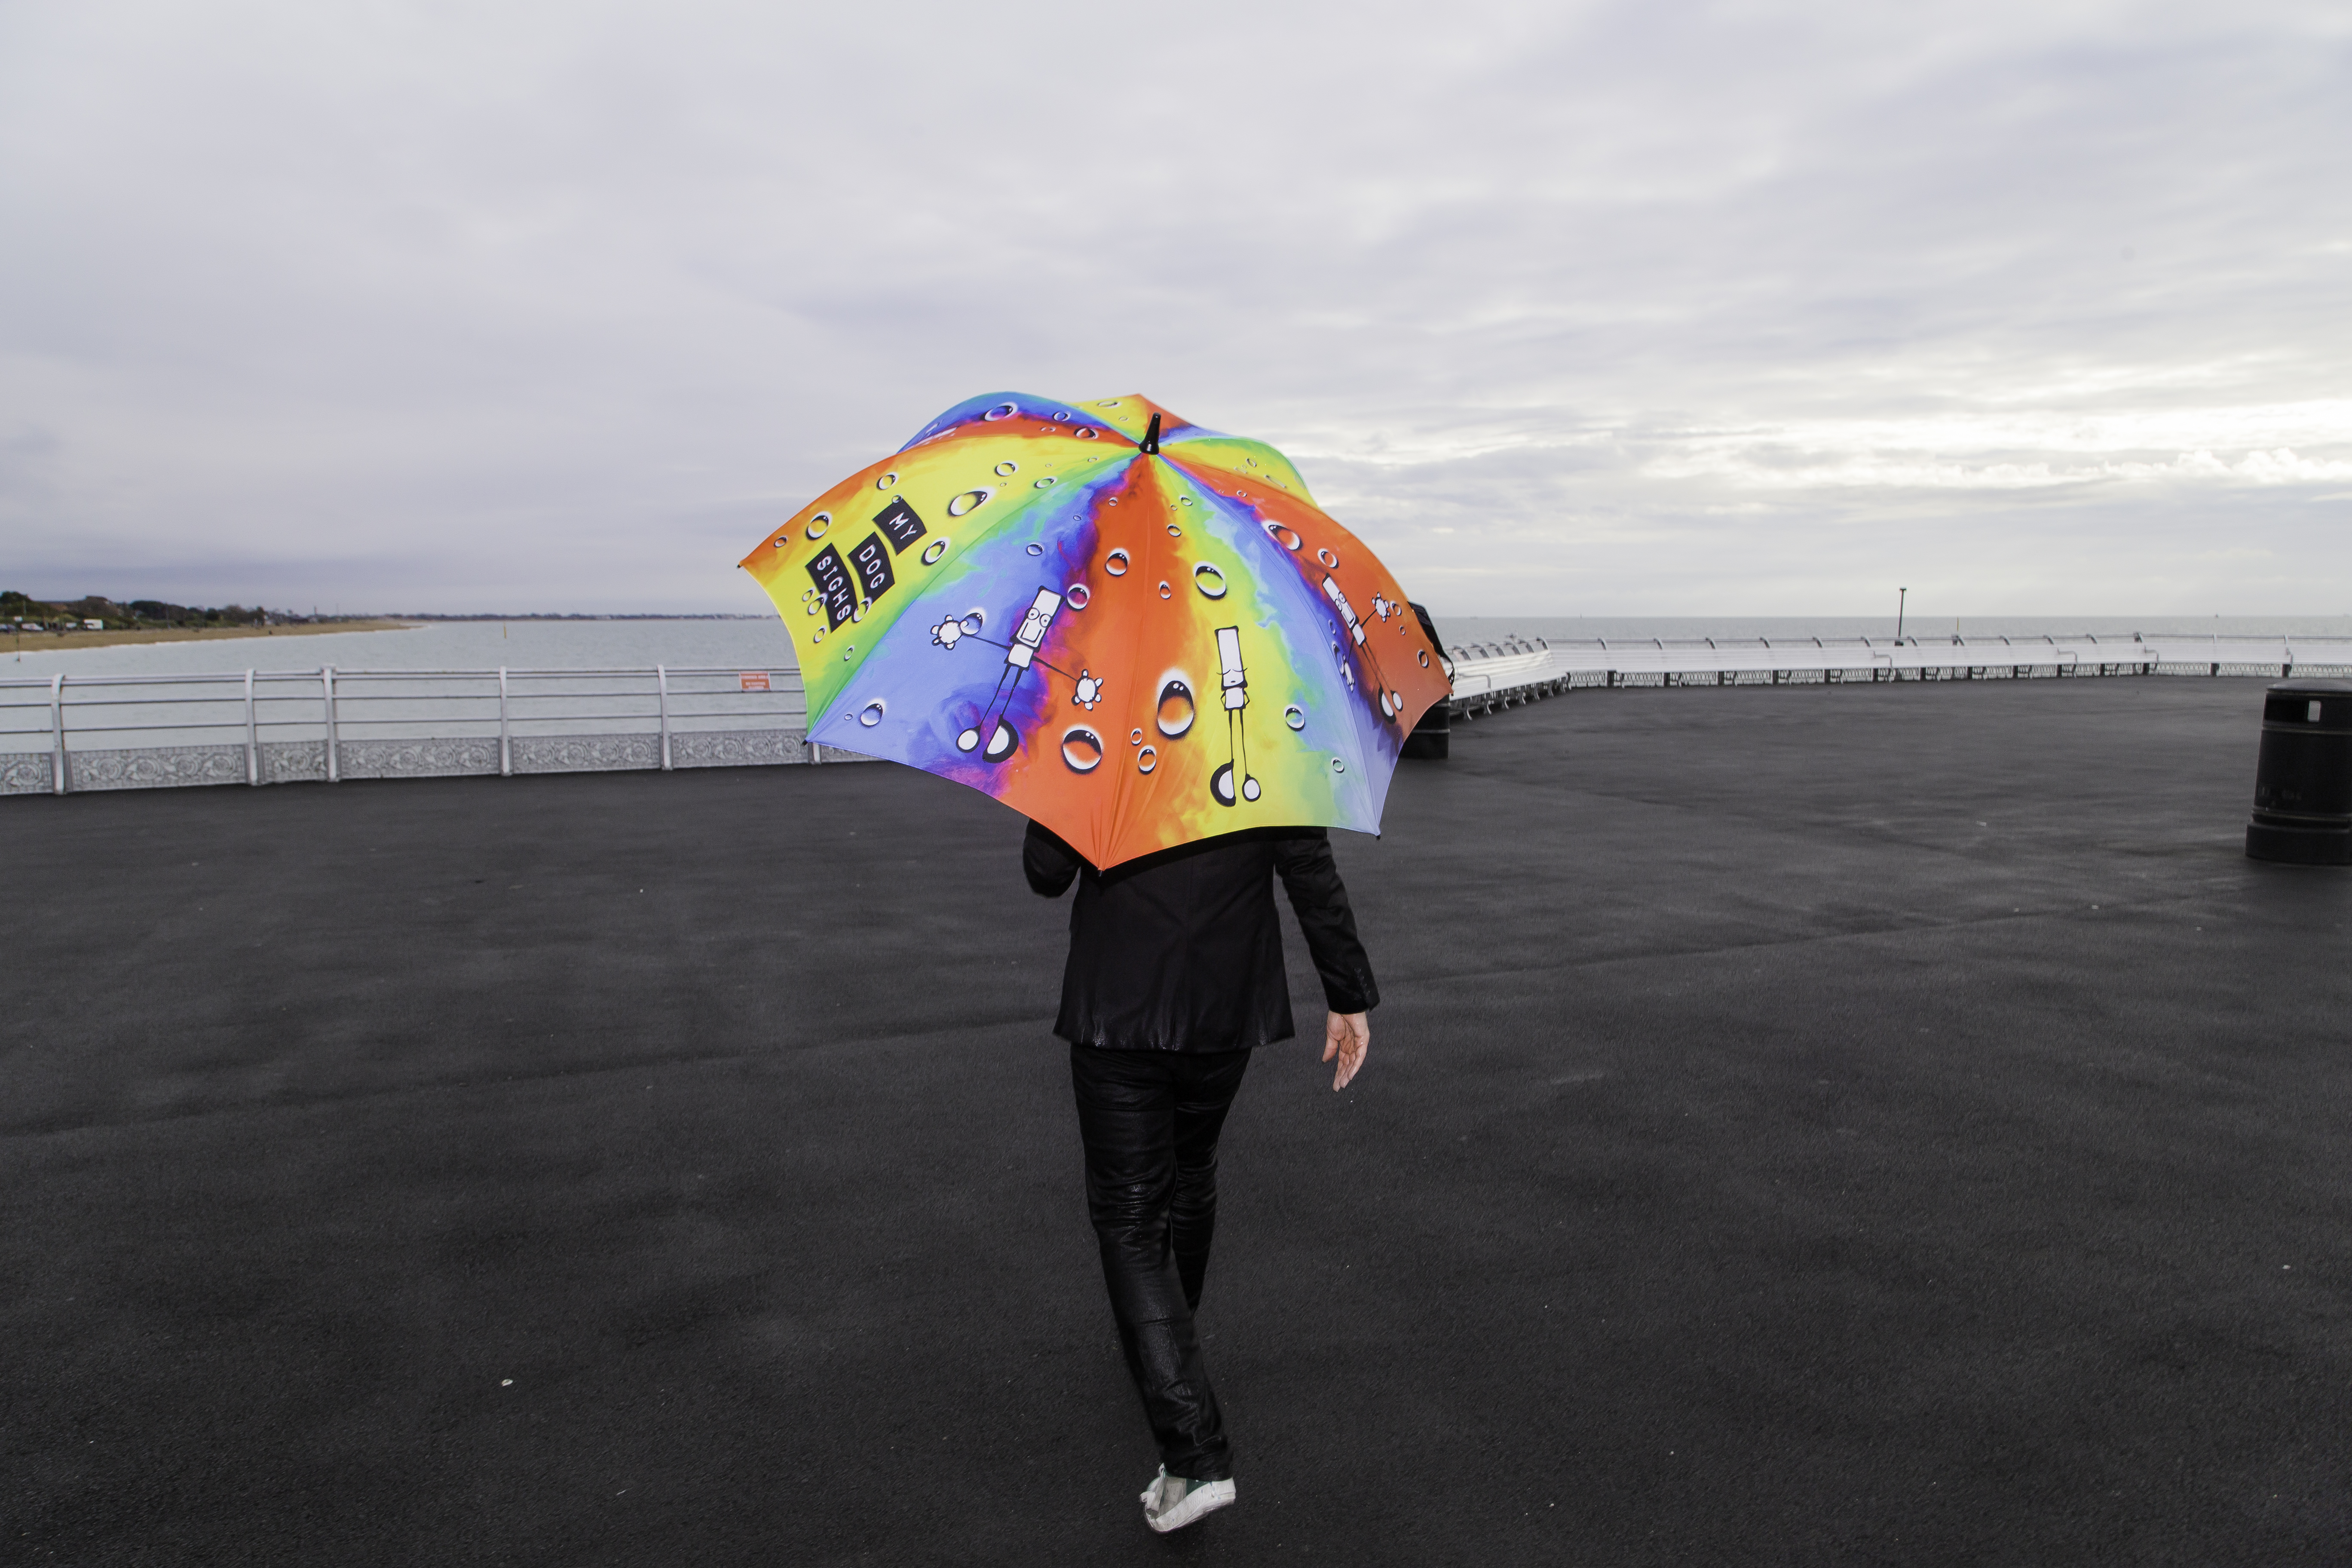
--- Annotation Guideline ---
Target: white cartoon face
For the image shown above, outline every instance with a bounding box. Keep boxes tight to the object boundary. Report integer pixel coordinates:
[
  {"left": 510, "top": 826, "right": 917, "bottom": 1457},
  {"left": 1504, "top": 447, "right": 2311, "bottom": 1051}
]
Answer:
[
  {"left": 1016, "top": 588, "right": 1063, "bottom": 651},
  {"left": 931, "top": 616, "right": 965, "bottom": 649},
  {"left": 1073, "top": 671, "right": 1105, "bottom": 710}
]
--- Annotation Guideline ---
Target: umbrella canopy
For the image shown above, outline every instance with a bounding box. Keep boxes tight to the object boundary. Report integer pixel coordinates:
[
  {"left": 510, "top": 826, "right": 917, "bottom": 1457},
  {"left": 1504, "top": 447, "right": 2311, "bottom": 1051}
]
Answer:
[{"left": 740, "top": 393, "right": 1452, "bottom": 869}]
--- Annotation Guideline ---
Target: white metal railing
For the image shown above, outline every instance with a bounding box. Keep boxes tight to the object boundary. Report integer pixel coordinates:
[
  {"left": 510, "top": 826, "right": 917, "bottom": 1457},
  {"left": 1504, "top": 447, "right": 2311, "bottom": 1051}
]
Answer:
[
  {"left": 0, "top": 665, "right": 821, "bottom": 796},
  {"left": 1445, "top": 633, "right": 2352, "bottom": 714},
  {"left": 9, "top": 634, "right": 2347, "bottom": 793}
]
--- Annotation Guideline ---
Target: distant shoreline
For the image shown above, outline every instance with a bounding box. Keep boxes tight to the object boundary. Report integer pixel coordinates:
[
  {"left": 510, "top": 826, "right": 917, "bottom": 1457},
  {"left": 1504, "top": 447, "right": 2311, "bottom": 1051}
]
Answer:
[{"left": 6, "top": 619, "right": 422, "bottom": 653}]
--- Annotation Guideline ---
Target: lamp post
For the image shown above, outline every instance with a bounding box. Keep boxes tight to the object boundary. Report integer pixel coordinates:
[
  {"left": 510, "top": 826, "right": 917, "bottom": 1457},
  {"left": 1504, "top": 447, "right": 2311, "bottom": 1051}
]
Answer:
[{"left": 1896, "top": 587, "right": 1908, "bottom": 644}]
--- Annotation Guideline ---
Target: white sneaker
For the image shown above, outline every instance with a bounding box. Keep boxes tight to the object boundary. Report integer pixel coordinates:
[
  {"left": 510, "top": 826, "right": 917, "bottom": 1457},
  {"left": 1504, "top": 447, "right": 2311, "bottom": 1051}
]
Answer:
[{"left": 1140, "top": 1466, "right": 1236, "bottom": 1533}]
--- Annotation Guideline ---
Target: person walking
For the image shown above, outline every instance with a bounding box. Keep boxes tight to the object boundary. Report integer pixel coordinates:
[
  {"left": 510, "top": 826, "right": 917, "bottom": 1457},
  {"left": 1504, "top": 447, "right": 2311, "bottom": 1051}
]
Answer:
[{"left": 1023, "top": 819, "right": 1378, "bottom": 1534}]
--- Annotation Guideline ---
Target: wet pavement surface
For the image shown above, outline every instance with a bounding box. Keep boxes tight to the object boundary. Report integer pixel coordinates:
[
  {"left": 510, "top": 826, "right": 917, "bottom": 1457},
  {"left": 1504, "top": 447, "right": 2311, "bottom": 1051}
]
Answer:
[{"left": 5, "top": 675, "right": 2348, "bottom": 1565}]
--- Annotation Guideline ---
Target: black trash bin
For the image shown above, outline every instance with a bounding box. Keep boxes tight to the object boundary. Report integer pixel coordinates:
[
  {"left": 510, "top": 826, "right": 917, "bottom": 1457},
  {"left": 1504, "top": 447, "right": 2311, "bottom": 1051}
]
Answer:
[{"left": 2245, "top": 679, "right": 2352, "bottom": 865}]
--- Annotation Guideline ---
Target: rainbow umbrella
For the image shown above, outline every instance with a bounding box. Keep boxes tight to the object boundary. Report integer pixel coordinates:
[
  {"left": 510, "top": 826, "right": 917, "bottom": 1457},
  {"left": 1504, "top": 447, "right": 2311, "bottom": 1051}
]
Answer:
[{"left": 739, "top": 393, "right": 1452, "bottom": 869}]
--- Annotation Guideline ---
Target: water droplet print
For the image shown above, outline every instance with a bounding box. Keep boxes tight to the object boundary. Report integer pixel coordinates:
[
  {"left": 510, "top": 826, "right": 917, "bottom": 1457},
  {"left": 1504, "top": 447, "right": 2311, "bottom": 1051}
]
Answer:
[
  {"left": 1330, "top": 757, "right": 1346, "bottom": 774},
  {"left": 1066, "top": 584, "right": 1091, "bottom": 609},
  {"left": 948, "top": 489, "right": 992, "bottom": 518},
  {"left": 1158, "top": 582, "right": 1173, "bottom": 599},
  {"left": 1075, "top": 428, "right": 1099, "bottom": 440},
  {"left": 1156, "top": 680, "right": 1196, "bottom": 738},
  {"left": 1105, "top": 549, "right": 1130, "bottom": 577},
  {"left": 1052, "top": 410, "right": 1071, "bottom": 422},
  {"left": 1167, "top": 524, "right": 1182, "bottom": 537},
  {"left": 1284, "top": 704, "right": 1305, "bottom": 731},
  {"left": 1317, "top": 548, "right": 1339, "bottom": 568},
  {"left": 984, "top": 402, "right": 1017, "bottom": 421},
  {"left": 1130, "top": 728, "right": 1145, "bottom": 746},
  {"left": 1262, "top": 521, "right": 1301, "bottom": 551},
  {"left": 811, "top": 626, "right": 825, "bottom": 642},
  {"left": 959, "top": 610, "right": 986, "bottom": 636},
  {"left": 1137, "top": 746, "right": 1158, "bottom": 774},
  {"left": 876, "top": 472, "right": 899, "bottom": 490},
  {"left": 1417, "top": 648, "right": 1430, "bottom": 667},
  {"left": 1098, "top": 399, "right": 1121, "bottom": 408},
  {"left": 1193, "top": 564, "right": 1227, "bottom": 599},
  {"left": 774, "top": 535, "right": 790, "bottom": 549},
  {"left": 995, "top": 461, "right": 1018, "bottom": 477},
  {"left": 1025, "top": 542, "right": 1044, "bottom": 557},
  {"left": 1178, "top": 496, "right": 1194, "bottom": 506},
  {"left": 1033, "top": 476, "right": 1057, "bottom": 489},
  {"left": 1061, "top": 727, "right": 1103, "bottom": 772},
  {"left": 921, "top": 539, "right": 949, "bottom": 566},
  {"left": 858, "top": 700, "right": 885, "bottom": 727},
  {"left": 805, "top": 512, "right": 832, "bottom": 539}
]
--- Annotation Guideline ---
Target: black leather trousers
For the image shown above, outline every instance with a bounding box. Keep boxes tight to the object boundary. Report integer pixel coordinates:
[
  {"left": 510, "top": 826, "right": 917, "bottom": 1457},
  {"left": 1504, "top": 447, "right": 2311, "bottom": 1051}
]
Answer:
[{"left": 1069, "top": 1043, "right": 1252, "bottom": 1483}]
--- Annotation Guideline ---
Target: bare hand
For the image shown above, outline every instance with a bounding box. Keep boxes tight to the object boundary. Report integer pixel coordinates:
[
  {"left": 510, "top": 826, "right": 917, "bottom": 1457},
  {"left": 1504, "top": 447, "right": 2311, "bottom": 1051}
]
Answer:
[{"left": 1322, "top": 1010, "right": 1370, "bottom": 1090}]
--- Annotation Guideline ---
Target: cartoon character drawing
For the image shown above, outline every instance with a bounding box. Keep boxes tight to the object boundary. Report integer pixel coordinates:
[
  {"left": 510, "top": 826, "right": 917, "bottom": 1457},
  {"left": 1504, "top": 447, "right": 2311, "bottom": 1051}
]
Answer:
[
  {"left": 1323, "top": 575, "right": 1403, "bottom": 722},
  {"left": 941, "top": 586, "right": 1084, "bottom": 764},
  {"left": 1210, "top": 625, "right": 1261, "bottom": 805}
]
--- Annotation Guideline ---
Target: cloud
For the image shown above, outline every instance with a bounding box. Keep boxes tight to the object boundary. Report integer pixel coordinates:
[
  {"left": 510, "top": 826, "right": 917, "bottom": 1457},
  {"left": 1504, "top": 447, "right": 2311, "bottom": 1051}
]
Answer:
[
  {"left": 1, "top": 0, "right": 2347, "bottom": 614},
  {"left": 1643, "top": 429, "right": 2352, "bottom": 490}
]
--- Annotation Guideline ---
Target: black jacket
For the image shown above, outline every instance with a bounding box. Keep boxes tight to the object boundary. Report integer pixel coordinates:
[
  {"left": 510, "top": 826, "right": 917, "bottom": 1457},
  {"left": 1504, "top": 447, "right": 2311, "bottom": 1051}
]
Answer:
[{"left": 1023, "top": 822, "right": 1380, "bottom": 1052}]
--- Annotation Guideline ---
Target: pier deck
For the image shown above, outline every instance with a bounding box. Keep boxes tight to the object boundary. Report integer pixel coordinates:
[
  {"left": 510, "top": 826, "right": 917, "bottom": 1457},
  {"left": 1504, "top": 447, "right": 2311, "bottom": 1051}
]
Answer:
[{"left": 5, "top": 676, "right": 2346, "bottom": 1564}]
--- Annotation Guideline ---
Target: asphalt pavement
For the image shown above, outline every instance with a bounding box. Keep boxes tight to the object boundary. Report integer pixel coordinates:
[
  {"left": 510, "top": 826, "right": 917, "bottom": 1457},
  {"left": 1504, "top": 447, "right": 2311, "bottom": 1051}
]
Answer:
[{"left": 5, "top": 675, "right": 2348, "bottom": 1565}]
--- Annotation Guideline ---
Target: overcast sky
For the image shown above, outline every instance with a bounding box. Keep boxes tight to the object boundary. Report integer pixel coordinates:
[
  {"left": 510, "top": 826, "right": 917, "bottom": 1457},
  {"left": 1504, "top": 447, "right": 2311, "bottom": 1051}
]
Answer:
[{"left": 3, "top": 0, "right": 2346, "bottom": 618}]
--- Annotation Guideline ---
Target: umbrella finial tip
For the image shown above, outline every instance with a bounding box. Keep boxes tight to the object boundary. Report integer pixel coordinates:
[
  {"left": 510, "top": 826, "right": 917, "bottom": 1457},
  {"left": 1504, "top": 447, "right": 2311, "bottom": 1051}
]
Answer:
[{"left": 1141, "top": 412, "right": 1162, "bottom": 454}]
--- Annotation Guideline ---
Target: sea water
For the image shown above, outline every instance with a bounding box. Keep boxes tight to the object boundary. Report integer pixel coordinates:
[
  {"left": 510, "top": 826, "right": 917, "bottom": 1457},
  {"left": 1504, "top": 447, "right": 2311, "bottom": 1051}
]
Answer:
[
  {"left": 7, "top": 613, "right": 2349, "bottom": 681},
  {"left": 1438, "top": 614, "right": 2352, "bottom": 652},
  {"left": 0, "top": 619, "right": 803, "bottom": 679}
]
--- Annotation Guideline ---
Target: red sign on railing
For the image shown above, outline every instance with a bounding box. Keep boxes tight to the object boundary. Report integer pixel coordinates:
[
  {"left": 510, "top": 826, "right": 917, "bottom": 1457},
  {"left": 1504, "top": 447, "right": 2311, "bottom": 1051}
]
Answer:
[{"left": 739, "top": 671, "right": 771, "bottom": 692}]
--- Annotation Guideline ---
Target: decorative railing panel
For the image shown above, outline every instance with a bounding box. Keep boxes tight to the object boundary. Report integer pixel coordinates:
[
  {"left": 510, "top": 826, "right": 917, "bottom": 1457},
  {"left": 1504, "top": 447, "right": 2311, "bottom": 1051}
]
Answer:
[
  {"left": 54, "top": 744, "right": 250, "bottom": 792},
  {"left": 339, "top": 737, "right": 504, "bottom": 780},
  {"left": 510, "top": 734, "right": 659, "bottom": 775},
  {"left": 2, "top": 752, "right": 53, "bottom": 795},
  {"left": 672, "top": 728, "right": 807, "bottom": 768}
]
